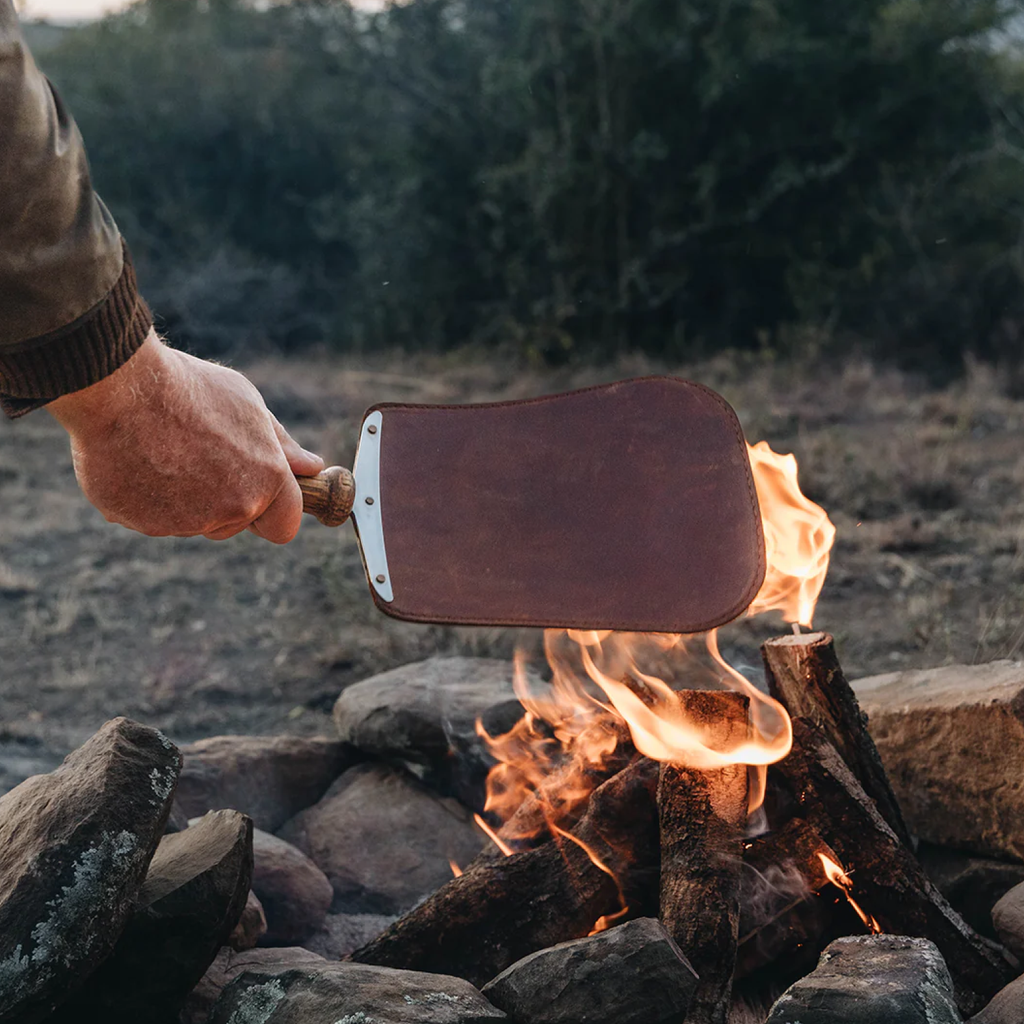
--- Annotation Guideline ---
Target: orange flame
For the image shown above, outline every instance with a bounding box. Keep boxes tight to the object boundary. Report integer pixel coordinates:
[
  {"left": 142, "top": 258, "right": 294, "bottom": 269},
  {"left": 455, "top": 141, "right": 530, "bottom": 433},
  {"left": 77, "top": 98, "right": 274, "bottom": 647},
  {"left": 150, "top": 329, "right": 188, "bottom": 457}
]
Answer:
[
  {"left": 475, "top": 440, "right": 834, "bottom": 927},
  {"left": 818, "top": 854, "right": 882, "bottom": 933},
  {"left": 448, "top": 859, "right": 463, "bottom": 878},
  {"left": 473, "top": 812, "right": 514, "bottom": 857},
  {"left": 747, "top": 441, "right": 836, "bottom": 628}
]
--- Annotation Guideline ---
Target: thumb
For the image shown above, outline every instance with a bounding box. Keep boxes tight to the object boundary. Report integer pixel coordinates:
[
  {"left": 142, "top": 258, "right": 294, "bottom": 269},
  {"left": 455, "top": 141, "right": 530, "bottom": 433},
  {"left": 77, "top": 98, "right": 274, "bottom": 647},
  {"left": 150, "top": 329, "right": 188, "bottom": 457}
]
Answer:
[{"left": 272, "top": 416, "right": 325, "bottom": 478}]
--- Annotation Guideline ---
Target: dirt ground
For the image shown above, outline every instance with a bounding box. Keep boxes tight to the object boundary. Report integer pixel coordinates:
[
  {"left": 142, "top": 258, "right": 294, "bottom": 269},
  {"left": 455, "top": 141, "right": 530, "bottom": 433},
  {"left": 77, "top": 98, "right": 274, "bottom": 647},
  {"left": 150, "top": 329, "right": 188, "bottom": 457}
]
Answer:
[{"left": 2, "top": 351, "right": 1023, "bottom": 785}]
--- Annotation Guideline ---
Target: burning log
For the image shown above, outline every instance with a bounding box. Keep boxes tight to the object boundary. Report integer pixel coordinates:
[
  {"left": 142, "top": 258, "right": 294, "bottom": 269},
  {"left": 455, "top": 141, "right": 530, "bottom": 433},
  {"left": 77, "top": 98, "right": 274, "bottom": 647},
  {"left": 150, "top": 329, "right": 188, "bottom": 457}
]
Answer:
[
  {"left": 773, "top": 717, "right": 1014, "bottom": 1016},
  {"left": 350, "top": 757, "right": 661, "bottom": 987},
  {"left": 736, "top": 818, "right": 861, "bottom": 986},
  {"left": 762, "top": 631, "right": 912, "bottom": 848},
  {"left": 657, "top": 692, "right": 750, "bottom": 1024}
]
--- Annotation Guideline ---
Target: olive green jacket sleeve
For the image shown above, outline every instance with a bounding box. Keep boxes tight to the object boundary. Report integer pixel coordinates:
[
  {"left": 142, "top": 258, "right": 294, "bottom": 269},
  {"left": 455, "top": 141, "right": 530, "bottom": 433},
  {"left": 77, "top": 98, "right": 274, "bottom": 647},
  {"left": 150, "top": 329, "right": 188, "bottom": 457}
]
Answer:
[{"left": 0, "top": 0, "right": 151, "bottom": 418}]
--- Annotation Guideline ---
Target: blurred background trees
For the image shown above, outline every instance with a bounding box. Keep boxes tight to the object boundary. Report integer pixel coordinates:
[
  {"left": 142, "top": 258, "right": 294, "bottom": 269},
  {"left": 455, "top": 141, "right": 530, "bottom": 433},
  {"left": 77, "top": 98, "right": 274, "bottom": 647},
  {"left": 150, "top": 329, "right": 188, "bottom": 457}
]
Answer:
[{"left": 26, "top": 0, "right": 1024, "bottom": 373}]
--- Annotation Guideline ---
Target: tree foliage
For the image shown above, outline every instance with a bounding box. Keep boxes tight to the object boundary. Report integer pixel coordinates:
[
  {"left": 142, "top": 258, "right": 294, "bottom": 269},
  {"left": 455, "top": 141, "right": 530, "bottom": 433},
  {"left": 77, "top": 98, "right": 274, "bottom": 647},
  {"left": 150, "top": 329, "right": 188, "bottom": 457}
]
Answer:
[{"left": 34, "top": 0, "right": 1024, "bottom": 369}]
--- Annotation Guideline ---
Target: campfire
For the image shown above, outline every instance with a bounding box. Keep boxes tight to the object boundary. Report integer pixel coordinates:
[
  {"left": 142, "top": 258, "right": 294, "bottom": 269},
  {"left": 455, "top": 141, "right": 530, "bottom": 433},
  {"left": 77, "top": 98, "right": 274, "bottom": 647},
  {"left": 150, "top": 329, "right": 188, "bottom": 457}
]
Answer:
[
  {"left": 349, "top": 441, "right": 1013, "bottom": 1021},
  {"left": 4, "top": 436, "right": 1019, "bottom": 1024}
]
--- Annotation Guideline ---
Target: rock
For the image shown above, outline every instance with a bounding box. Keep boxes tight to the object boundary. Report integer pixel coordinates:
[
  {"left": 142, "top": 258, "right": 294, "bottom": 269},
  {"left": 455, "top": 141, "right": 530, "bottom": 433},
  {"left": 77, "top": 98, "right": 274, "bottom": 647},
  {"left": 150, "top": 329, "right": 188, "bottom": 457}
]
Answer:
[
  {"left": 970, "top": 973, "right": 1024, "bottom": 1023},
  {"left": 333, "top": 657, "right": 535, "bottom": 808},
  {"left": 765, "top": 935, "right": 962, "bottom": 1024},
  {"left": 208, "top": 961, "right": 506, "bottom": 1024},
  {"left": 303, "top": 912, "right": 396, "bottom": 959},
  {"left": 919, "top": 843, "right": 1024, "bottom": 941},
  {"left": 481, "top": 917, "right": 698, "bottom": 1024},
  {"left": 230, "top": 891, "right": 268, "bottom": 951},
  {"left": 252, "top": 828, "right": 332, "bottom": 946},
  {"left": 53, "top": 809, "right": 254, "bottom": 1024},
  {"left": 176, "top": 734, "right": 358, "bottom": 833},
  {"left": 852, "top": 661, "right": 1024, "bottom": 861},
  {"left": 0, "top": 717, "right": 180, "bottom": 1024},
  {"left": 992, "top": 882, "right": 1024, "bottom": 961},
  {"left": 183, "top": 947, "right": 326, "bottom": 1024},
  {"left": 277, "top": 762, "right": 484, "bottom": 914}
]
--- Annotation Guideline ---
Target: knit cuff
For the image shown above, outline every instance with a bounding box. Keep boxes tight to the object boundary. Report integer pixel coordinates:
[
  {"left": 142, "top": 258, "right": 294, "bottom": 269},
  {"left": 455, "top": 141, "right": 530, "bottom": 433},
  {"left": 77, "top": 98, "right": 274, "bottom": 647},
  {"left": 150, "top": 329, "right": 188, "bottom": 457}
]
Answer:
[{"left": 0, "top": 242, "right": 153, "bottom": 418}]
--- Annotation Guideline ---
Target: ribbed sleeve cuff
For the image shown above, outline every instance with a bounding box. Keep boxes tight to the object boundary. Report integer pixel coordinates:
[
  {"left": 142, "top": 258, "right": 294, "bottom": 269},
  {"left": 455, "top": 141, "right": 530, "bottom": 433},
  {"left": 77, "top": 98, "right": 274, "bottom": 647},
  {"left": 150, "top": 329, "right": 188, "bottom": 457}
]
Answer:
[{"left": 0, "top": 242, "right": 153, "bottom": 418}]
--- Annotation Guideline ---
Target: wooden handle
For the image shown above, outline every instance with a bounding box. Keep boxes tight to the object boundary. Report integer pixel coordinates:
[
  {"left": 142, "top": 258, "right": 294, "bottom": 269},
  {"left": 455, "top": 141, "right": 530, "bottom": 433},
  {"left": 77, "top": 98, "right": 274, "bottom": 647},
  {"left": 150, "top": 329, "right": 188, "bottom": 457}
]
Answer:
[{"left": 298, "top": 466, "right": 355, "bottom": 527}]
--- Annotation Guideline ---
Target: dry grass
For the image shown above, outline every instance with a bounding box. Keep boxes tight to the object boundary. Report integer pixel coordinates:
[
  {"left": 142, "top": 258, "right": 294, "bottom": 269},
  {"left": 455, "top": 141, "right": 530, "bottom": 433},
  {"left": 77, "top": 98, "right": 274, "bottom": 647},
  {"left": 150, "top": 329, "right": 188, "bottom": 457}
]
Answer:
[{"left": 1, "top": 349, "right": 1022, "bottom": 773}]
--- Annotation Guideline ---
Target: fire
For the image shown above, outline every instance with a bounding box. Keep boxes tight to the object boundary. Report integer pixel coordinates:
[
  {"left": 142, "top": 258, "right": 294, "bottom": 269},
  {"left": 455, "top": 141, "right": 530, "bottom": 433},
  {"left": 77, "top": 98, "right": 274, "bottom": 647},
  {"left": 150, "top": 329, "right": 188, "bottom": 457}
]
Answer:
[
  {"left": 747, "top": 441, "right": 836, "bottom": 628},
  {"left": 472, "top": 441, "right": 835, "bottom": 929},
  {"left": 818, "top": 854, "right": 882, "bottom": 934}
]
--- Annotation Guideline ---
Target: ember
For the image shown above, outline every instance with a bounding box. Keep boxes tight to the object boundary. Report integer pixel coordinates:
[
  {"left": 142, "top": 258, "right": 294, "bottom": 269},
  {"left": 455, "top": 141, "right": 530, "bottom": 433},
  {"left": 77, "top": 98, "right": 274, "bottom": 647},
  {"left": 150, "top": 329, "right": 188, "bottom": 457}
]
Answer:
[{"left": 818, "top": 853, "right": 882, "bottom": 934}]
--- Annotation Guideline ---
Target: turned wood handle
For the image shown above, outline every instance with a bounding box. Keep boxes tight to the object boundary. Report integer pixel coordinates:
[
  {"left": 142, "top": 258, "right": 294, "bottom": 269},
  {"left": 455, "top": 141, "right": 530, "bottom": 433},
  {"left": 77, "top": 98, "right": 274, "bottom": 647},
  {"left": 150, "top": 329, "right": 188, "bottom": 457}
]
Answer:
[{"left": 298, "top": 466, "right": 355, "bottom": 527}]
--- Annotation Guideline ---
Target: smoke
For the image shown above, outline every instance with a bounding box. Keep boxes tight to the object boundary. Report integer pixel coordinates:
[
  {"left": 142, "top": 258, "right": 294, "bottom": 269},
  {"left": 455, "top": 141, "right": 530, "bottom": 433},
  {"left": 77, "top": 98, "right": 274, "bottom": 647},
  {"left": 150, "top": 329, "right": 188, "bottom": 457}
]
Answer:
[{"left": 738, "top": 859, "right": 812, "bottom": 942}]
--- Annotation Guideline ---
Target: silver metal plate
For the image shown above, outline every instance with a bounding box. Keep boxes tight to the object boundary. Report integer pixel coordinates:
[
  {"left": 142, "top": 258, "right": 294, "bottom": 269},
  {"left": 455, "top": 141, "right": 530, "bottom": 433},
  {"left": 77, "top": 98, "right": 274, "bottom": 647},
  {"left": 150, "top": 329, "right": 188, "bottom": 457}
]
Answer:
[{"left": 351, "top": 411, "right": 393, "bottom": 602}]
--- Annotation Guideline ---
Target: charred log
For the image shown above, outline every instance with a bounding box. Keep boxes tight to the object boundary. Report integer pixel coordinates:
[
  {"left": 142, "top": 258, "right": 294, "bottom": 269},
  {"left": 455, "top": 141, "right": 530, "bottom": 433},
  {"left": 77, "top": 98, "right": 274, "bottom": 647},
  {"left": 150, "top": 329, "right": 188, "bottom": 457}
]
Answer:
[
  {"left": 762, "top": 631, "right": 912, "bottom": 847},
  {"left": 350, "top": 757, "right": 660, "bottom": 987},
  {"left": 658, "top": 692, "right": 750, "bottom": 1024},
  {"left": 772, "top": 717, "right": 1014, "bottom": 1016},
  {"left": 736, "top": 818, "right": 859, "bottom": 986}
]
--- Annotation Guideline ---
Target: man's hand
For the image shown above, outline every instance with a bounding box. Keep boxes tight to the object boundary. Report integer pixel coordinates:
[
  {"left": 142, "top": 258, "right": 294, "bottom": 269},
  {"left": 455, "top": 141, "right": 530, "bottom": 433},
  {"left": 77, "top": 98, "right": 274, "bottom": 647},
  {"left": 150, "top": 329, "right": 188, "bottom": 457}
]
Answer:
[{"left": 47, "top": 330, "right": 324, "bottom": 543}]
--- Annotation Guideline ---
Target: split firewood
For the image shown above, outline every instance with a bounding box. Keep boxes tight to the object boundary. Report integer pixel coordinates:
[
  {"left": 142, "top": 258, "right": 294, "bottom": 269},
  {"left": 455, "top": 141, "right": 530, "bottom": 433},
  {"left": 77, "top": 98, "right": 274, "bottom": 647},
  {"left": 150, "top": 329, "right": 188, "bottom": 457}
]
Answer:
[
  {"left": 350, "top": 756, "right": 661, "bottom": 987},
  {"left": 658, "top": 691, "right": 750, "bottom": 1024},
  {"left": 762, "top": 631, "right": 913, "bottom": 848},
  {"left": 772, "top": 717, "right": 1014, "bottom": 1016}
]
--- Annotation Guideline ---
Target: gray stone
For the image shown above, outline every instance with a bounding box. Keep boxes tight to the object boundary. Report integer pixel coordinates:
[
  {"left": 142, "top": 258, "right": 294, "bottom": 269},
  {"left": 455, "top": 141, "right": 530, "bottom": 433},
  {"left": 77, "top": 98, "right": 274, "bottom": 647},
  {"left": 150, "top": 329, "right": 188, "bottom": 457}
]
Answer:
[
  {"left": 765, "top": 935, "right": 962, "bottom": 1024},
  {"left": 230, "top": 892, "right": 268, "bottom": 952},
  {"left": 277, "top": 762, "right": 483, "bottom": 914},
  {"left": 302, "top": 912, "right": 396, "bottom": 959},
  {"left": 333, "top": 657, "right": 535, "bottom": 808},
  {"left": 53, "top": 809, "right": 254, "bottom": 1024},
  {"left": 969, "top": 973, "right": 1024, "bottom": 1024},
  {"left": 176, "top": 734, "right": 358, "bottom": 833},
  {"left": 852, "top": 661, "right": 1024, "bottom": 861},
  {"left": 0, "top": 717, "right": 180, "bottom": 1024},
  {"left": 252, "top": 828, "right": 332, "bottom": 946},
  {"left": 918, "top": 843, "right": 1024, "bottom": 941},
  {"left": 992, "top": 882, "right": 1024, "bottom": 961},
  {"left": 482, "top": 917, "right": 698, "bottom": 1024},
  {"left": 208, "top": 960, "right": 506, "bottom": 1024},
  {"left": 183, "top": 947, "right": 326, "bottom": 1024}
]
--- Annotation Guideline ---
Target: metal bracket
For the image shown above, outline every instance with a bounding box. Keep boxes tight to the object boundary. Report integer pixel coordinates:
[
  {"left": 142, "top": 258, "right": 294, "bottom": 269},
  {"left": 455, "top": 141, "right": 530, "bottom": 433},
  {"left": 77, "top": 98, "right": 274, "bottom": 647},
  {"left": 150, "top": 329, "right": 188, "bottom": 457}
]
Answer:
[{"left": 351, "top": 410, "right": 393, "bottom": 602}]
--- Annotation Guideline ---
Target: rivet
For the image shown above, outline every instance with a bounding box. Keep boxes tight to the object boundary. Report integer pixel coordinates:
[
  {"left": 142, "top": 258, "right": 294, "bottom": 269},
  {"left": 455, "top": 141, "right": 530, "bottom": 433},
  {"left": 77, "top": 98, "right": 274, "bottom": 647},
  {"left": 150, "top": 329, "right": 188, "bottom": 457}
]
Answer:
[
  {"left": 367, "top": 424, "right": 378, "bottom": 435},
  {"left": 365, "top": 496, "right": 375, "bottom": 505},
  {"left": 375, "top": 574, "right": 386, "bottom": 584}
]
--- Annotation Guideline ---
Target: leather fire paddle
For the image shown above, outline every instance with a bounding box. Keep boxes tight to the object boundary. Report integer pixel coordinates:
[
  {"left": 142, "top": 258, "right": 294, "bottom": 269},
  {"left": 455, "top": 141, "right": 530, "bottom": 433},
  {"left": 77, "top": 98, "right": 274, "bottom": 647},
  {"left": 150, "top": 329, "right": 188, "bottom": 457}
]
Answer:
[{"left": 298, "top": 376, "right": 765, "bottom": 634}]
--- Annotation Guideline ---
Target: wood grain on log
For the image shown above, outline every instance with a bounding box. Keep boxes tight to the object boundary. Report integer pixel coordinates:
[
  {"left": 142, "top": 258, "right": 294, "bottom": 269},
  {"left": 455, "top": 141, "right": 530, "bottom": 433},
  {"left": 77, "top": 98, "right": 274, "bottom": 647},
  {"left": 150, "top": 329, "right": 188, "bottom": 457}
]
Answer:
[
  {"left": 773, "top": 718, "right": 1014, "bottom": 1016},
  {"left": 762, "top": 631, "right": 913, "bottom": 848},
  {"left": 350, "top": 757, "right": 661, "bottom": 987},
  {"left": 658, "top": 692, "right": 750, "bottom": 1024}
]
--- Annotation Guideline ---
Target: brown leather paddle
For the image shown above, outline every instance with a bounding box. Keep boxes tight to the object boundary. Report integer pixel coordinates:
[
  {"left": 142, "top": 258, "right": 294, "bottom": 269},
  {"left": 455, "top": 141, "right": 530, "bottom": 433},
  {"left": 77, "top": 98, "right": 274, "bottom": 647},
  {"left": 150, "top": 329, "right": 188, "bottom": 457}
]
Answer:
[{"left": 297, "top": 376, "right": 764, "bottom": 634}]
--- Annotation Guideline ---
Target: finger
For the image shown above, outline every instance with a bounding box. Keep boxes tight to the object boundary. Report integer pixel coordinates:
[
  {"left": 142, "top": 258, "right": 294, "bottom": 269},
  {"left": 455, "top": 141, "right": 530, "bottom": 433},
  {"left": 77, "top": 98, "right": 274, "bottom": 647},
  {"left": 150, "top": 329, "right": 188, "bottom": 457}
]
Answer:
[
  {"left": 203, "top": 521, "right": 251, "bottom": 542},
  {"left": 248, "top": 475, "right": 304, "bottom": 545},
  {"left": 272, "top": 416, "right": 324, "bottom": 478}
]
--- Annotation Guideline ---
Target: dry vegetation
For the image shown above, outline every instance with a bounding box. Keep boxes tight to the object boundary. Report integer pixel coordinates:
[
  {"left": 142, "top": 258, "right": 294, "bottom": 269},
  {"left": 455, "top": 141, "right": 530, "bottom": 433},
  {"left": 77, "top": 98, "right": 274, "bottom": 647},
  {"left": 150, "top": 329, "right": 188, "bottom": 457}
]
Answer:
[{"left": 1, "top": 352, "right": 1022, "bottom": 786}]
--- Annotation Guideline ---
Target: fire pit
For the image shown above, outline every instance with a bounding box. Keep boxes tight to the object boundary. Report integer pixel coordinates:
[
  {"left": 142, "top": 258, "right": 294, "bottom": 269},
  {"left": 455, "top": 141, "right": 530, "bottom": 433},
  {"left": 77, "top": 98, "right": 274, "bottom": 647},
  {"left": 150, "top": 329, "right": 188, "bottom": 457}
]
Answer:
[
  {"left": 2, "top": 439, "right": 1020, "bottom": 1024},
  {"left": 343, "top": 442, "right": 1013, "bottom": 1021}
]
